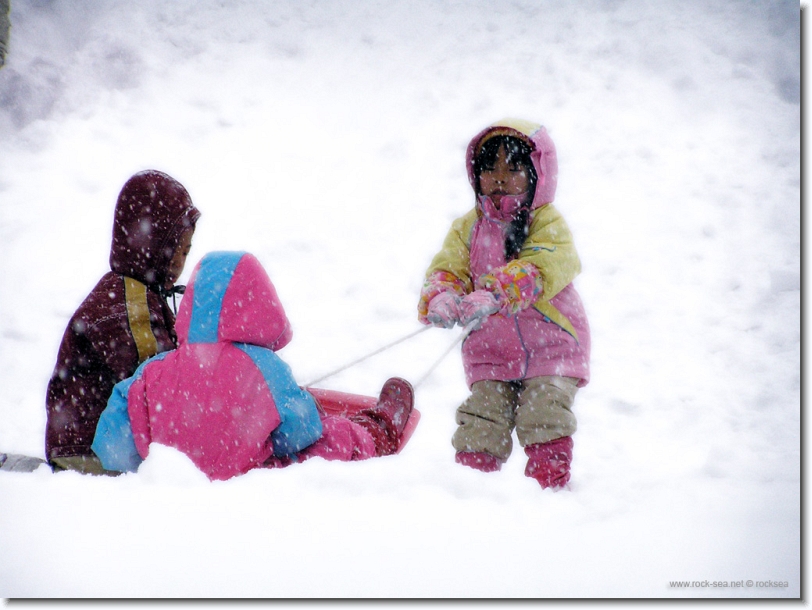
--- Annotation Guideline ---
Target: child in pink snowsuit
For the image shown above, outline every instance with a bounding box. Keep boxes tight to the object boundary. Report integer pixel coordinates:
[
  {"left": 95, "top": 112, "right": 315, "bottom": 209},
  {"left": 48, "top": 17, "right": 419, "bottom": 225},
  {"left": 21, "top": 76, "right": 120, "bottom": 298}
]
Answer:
[
  {"left": 93, "top": 251, "right": 416, "bottom": 481},
  {"left": 417, "top": 119, "right": 590, "bottom": 489}
]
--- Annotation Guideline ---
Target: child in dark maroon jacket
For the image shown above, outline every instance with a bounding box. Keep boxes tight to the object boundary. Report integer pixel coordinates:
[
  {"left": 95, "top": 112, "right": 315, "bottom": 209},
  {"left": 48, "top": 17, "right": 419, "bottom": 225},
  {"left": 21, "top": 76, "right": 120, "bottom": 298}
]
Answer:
[{"left": 45, "top": 170, "right": 201, "bottom": 474}]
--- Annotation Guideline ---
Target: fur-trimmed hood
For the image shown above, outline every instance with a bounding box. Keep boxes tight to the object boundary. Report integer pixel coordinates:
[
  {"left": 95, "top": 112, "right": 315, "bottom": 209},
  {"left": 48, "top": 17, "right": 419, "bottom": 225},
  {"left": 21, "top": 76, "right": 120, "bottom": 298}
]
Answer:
[{"left": 465, "top": 118, "right": 559, "bottom": 208}]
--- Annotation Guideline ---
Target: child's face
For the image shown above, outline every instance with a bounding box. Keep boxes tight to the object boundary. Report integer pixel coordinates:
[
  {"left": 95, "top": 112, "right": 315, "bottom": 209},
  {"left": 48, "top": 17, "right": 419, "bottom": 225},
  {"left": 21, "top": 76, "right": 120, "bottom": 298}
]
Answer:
[
  {"left": 478, "top": 143, "right": 531, "bottom": 206},
  {"left": 165, "top": 227, "right": 195, "bottom": 289}
]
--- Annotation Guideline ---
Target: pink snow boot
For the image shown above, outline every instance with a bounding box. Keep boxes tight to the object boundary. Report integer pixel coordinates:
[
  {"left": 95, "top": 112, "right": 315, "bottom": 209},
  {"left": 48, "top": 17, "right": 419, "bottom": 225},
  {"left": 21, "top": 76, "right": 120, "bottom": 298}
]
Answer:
[
  {"left": 455, "top": 451, "right": 504, "bottom": 472},
  {"left": 524, "top": 436, "right": 573, "bottom": 490},
  {"left": 351, "top": 377, "right": 415, "bottom": 456}
]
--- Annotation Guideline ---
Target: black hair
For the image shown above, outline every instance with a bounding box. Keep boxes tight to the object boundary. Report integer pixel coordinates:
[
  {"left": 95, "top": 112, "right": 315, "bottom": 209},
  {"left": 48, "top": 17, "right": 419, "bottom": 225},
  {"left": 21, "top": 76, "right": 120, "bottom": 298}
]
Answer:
[{"left": 474, "top": 135, "right": 538, "bottom": 260}]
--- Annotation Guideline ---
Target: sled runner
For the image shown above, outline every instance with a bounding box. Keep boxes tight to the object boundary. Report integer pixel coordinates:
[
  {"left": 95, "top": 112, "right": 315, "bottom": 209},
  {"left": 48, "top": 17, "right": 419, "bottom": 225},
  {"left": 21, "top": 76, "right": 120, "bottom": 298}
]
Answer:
[{"left": 0, "top": 452, "right": 46, "bottom": 472}]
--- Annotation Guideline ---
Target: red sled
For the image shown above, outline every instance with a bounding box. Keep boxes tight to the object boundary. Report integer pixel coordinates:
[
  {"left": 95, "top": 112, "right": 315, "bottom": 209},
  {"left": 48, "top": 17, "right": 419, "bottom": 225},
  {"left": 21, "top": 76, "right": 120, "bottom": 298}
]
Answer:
[{"left": 307, "top": 377, "right": 420, "bottom": 454}]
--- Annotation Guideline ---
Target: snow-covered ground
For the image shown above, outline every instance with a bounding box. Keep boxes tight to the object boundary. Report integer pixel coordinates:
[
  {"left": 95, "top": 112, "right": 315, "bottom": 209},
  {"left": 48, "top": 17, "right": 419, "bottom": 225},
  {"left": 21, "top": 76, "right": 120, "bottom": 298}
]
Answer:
[{"left": 0, "top": 0, "right": 801, "bottom": 599}]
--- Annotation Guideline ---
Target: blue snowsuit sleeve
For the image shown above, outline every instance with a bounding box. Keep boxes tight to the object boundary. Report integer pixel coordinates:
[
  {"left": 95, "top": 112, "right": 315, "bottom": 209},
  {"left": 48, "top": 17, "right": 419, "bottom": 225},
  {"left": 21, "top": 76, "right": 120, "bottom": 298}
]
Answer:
[
  {"left": 91, "top": 376, "right": 142, "bottom": 472},
  {"left": 235, "top": 343, "right": 323, "bottom": 457},
  {"left": 91, "top": 352, "right": 170, "bottom": 472}
]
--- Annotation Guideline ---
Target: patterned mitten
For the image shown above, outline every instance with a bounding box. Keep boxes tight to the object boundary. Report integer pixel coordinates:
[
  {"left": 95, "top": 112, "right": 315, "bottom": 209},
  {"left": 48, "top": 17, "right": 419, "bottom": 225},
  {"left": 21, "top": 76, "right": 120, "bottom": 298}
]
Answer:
[{"left": 479, "top": 260, "right": 543, "bottom": 316}]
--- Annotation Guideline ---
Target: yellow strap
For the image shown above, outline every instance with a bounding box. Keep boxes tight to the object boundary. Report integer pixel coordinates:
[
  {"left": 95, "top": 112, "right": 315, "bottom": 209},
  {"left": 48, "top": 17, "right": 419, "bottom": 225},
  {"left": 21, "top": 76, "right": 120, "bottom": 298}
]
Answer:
[
  {"left": 534, "top": 301, "right": 579, "bottom": 342},
  {"left": 124, "top": 277, "right": 159, "bottom": 363}
]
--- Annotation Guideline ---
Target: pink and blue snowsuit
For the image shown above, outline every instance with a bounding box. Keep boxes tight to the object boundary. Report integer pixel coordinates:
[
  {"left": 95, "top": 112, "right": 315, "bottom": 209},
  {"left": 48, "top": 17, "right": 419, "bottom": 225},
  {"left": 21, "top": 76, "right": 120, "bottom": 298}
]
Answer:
[{"left": 92, "top": 251, "right": 380, "bottom": 480}]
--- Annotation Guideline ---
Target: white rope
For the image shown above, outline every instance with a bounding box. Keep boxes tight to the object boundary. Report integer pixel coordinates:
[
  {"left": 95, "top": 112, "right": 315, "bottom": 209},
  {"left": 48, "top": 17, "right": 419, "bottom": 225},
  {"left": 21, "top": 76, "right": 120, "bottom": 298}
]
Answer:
[
  {"left": 304, "top": 322, "right": 477, "bottom": 390},
  {"left": 303, "top": 325, "right": 431, "bottom": 387},
  {"left": 412, "top": 323, "right": 475, "bottom": 389}
]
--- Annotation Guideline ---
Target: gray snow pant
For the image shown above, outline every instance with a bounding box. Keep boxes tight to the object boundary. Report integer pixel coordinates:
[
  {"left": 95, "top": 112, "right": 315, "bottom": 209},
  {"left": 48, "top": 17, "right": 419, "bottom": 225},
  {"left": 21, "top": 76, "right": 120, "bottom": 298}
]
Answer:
[
  {"left": 452, "top": 376, "right": 579, "bottom": 461},
  {"left": 50, "top": 454, "right": 121, "bottom": 476}
]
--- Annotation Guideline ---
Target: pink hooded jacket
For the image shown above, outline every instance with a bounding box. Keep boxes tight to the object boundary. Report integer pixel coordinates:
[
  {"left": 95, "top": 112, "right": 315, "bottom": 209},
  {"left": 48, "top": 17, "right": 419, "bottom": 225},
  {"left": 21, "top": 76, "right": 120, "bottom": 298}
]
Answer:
[
  {"left": 420, "top": 119, "right": 590, "bottom": 387},
  {"left": 93, "top": 251, "right": 323, "bottom": 480}
]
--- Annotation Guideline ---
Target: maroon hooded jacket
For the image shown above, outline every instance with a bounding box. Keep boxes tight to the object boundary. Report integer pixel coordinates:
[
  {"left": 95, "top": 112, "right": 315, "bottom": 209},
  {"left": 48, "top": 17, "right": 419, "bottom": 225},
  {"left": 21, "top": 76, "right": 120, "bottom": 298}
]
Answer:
[{"left": 45, "top": 170, "right": 201, "bottom": 463}]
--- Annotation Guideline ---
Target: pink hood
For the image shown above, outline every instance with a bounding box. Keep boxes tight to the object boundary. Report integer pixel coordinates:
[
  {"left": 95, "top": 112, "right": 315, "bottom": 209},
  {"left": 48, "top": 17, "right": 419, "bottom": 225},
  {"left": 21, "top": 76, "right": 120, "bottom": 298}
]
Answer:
[
  {"left": 175, "top": 251, "right": 292, "bottom": 350},
  {"left": 465, "top": 118, "right": 559, "bottom": 208}
]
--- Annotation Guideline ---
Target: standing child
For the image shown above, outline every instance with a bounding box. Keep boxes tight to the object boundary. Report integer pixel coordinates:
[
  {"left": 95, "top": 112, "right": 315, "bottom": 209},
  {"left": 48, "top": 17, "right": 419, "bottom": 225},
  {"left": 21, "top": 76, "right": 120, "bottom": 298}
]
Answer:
[
  {"left": 45, "top": 170, "right": 201, "bottom": 474},
  {"left": 92, "top": 251, "right": 416, "bottom": 481},
  {"left": 417, "top": 119, "right": 590, "bottom": 489}
]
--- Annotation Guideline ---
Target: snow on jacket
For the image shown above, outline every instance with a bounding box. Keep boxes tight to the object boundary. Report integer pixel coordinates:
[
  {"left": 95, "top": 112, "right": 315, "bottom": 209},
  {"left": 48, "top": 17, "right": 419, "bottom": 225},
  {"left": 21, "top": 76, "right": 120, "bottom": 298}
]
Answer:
[
  {"left": 46, "top": 170, "right": 200, "bottom": 462},
  {"left": 92, "top": 251, "right": 323, "bottom": 481},
  {"left": 418, "top": 119, "right": 591, "bottom": 387}
]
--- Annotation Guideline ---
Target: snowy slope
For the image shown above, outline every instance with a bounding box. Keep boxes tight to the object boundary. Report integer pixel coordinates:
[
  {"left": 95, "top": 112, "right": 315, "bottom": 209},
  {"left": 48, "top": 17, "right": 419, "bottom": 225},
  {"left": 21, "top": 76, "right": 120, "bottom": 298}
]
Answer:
[{"left": 0, "top": 0, "right": 800, "bottom": 598}]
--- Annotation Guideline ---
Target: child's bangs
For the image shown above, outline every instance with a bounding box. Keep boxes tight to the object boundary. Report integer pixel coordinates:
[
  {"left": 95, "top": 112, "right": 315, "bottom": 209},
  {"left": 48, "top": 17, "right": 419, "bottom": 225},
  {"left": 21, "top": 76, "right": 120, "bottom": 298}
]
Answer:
[{"left": 475, "top": 135, "right": 533, "bottom": 172}]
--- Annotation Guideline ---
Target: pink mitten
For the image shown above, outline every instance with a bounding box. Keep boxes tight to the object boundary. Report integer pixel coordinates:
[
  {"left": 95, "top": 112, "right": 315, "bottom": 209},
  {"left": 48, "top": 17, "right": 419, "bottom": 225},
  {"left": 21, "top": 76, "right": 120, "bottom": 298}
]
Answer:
[
  {"left": 458, "top": 290, "right": 500, "bottom": 329},
  {"left": 426, "top": 291, "right": 461, "bottom": 329},
  {"left": 524, "top": 436, "right": 573, "bottom": 490}
]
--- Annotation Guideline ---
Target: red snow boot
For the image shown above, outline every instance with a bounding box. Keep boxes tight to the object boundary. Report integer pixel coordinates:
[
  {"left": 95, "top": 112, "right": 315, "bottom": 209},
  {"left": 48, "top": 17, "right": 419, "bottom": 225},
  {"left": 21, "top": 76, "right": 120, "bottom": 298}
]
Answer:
[
  {"left": 524, "top": 436, "right": 573, "bottom": 490},
  {"left": 351, "top": 377, "right": 415, "bottom": 456},
  {"left": 455, "top": 451, "right": 504, "bottom": 472}
]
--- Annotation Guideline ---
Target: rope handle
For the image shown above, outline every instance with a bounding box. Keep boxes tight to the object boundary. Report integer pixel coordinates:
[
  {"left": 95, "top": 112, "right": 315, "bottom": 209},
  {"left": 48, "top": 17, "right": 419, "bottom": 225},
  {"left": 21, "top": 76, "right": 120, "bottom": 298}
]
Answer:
[
  {"left": 412, "top": 323, "right": 475, "bottom": 388},
  {"left": 303, "top": 325, "right": 431, "bottom": 387},
  {"left": 303, "top": 322, "right": 476, "bottom": 389}
]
